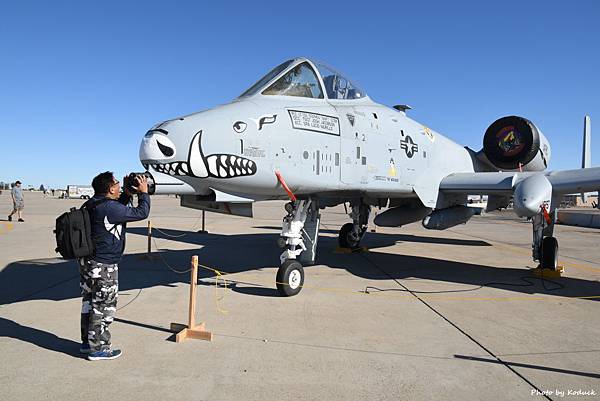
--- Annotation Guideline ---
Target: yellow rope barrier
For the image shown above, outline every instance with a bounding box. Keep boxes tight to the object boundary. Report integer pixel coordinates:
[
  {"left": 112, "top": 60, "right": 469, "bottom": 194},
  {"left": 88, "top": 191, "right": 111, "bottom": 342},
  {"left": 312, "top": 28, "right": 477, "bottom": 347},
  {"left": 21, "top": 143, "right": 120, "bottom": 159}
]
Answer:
[
  {"left": 147, "top": 224, "right": 600, "bottom": 314},
  {"left": 0, "top": 222, "right": 14, "bottom": 234}
]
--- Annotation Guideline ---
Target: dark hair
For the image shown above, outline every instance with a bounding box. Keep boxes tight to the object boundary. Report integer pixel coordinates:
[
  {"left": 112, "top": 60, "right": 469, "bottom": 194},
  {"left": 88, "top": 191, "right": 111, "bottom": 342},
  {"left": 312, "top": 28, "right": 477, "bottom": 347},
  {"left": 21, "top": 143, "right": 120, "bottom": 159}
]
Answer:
[
  {"left": 92, "top": 171, "right": 115, "bottom": 195},
  {"left": 15, "top": 180, "right": 21, "bottom": 184}
]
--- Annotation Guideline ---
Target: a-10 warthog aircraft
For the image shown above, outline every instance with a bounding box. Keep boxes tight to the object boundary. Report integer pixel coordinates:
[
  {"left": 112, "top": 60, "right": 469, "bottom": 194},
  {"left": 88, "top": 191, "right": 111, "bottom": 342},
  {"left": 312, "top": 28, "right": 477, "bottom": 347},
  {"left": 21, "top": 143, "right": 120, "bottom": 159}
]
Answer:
[{"left": 138, "top": 57, "right": 599, "bottom": 296}]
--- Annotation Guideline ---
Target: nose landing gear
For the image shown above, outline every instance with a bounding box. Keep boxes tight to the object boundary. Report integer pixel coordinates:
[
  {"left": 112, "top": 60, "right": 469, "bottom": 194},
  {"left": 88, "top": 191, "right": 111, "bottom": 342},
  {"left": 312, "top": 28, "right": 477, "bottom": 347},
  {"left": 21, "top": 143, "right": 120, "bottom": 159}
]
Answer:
[
  {"left": 276, "top": 200, "right": 320, "bottom": 296},
  {"left": 274, "top": 200, "right": 371, "bottom": 296}
]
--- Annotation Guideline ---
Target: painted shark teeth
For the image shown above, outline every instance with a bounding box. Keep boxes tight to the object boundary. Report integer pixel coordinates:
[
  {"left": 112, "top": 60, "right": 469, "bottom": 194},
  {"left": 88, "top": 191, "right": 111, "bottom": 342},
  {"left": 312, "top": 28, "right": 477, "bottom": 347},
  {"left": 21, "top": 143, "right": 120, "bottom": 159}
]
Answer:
[
  {"left": 206, "top": 153, "right": 257, "bottom": 178},
  {"left": 141, "top": 130, "right": 257, "bottom": 179},
  {"left": 146, "top": 155, "right": 256, "bottom": 179},
  {"left": 147, "top": 161, "right": 190, "bottom": 176}
]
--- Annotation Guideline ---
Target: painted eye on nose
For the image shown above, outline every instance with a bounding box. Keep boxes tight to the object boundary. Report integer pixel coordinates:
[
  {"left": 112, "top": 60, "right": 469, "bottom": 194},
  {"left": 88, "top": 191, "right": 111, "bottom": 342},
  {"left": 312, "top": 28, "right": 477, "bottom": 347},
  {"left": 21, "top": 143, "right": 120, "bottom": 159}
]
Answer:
[
  {"left": 157, "top": 140, "right": 174, "bottom": 157},
  {"left": 233, "top": 121, "right": 247, "bottom": 133}
]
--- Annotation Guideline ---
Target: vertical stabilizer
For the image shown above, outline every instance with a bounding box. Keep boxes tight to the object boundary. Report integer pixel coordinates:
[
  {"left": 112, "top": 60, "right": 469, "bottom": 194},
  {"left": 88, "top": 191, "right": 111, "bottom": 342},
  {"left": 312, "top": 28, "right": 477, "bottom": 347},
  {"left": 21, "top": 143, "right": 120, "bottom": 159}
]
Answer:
[{"left": 582, "top": 116, "right": 592, "bottom": 202}]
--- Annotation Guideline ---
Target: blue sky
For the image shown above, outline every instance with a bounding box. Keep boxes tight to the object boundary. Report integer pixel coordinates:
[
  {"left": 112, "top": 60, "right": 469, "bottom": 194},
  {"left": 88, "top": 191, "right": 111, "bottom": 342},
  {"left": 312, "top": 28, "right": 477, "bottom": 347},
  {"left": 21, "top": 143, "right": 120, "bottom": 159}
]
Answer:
[{"left": 1, "top": 0, "right": 599, "bottom": 188}]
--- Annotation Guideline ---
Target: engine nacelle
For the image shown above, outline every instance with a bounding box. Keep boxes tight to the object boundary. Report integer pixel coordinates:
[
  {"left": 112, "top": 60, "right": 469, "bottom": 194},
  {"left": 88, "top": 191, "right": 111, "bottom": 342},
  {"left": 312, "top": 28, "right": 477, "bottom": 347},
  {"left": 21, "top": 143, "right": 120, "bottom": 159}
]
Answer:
[{"left": 483, "top": 116, "right": 551, "bottom": 171}]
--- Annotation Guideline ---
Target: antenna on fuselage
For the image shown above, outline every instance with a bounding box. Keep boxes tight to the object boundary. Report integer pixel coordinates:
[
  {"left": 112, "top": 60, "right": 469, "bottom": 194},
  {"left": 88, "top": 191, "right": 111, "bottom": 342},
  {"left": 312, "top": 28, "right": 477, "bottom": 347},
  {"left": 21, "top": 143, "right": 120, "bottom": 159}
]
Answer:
[{"left": 393, "top": 104, "right": 412, "bottom": 116}]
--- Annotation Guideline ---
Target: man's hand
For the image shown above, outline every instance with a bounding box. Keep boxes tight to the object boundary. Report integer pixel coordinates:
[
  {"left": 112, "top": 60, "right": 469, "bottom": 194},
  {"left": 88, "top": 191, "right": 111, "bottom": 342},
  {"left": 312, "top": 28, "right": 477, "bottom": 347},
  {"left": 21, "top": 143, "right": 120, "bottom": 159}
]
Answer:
[{"left": 136, "top": 175, "right": 149, "bottom": 194}]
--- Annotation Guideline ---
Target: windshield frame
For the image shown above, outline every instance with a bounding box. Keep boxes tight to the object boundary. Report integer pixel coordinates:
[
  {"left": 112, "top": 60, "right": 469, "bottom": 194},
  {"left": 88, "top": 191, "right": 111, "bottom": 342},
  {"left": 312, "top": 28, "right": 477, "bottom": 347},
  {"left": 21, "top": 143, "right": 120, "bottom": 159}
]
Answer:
[
  {"left": 238, "top": 57, "right": 369, "bottom": 101},
  {"left": 238, "top": 59, "right": 295, "bottom": 98},
  {"left": 261, "top": 61, "right": 324, "bottom": 99}
]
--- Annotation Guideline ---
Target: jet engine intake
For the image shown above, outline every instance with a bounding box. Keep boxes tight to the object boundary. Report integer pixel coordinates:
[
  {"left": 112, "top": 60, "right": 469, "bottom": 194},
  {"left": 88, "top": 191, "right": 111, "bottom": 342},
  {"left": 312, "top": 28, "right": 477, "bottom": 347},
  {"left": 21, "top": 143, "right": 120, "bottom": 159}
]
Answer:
[
  {"left": 422, "top": 206, "right": 478, "bottom": 230},
  {"left": 483, "top": 116, "right": 551, "bottom": 171}
]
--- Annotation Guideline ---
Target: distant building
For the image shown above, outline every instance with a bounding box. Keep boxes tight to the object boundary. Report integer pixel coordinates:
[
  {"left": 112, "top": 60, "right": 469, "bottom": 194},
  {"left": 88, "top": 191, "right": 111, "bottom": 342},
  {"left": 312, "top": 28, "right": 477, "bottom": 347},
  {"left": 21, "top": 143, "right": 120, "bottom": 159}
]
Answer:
[{"left": 561, "top": 193, "right": 599, "bottom": 208}]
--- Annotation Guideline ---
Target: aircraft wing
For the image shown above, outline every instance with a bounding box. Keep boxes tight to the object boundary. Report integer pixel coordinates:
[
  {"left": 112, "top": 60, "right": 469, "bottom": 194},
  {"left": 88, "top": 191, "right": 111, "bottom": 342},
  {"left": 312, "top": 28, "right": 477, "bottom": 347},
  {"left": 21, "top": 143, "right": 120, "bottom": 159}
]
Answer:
[{"left": 440, "top": 167, "right": 600, "bottom": 195}]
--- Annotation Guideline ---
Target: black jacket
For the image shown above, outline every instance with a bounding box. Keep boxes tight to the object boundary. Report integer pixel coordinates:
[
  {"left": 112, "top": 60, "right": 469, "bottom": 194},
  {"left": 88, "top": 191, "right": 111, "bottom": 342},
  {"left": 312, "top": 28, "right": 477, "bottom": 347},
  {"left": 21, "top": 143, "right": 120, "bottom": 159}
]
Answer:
[{"left": 88, "top": 193, "right": 150, "bottom": 264}]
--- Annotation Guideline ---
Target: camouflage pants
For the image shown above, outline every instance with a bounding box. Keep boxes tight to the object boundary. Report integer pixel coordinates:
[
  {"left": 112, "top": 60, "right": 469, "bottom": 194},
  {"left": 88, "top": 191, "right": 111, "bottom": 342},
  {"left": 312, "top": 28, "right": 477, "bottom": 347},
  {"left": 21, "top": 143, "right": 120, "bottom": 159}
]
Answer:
[{"left": 79, "top": 259, "right": 119, "bottom": 352}]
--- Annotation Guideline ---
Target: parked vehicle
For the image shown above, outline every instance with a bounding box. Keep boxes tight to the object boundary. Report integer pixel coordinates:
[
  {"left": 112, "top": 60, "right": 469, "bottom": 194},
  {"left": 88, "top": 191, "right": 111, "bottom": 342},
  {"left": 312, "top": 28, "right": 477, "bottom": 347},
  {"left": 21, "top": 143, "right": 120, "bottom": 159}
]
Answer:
[{"left": 66, "top": 185, "right": 94, "bottom": 199}]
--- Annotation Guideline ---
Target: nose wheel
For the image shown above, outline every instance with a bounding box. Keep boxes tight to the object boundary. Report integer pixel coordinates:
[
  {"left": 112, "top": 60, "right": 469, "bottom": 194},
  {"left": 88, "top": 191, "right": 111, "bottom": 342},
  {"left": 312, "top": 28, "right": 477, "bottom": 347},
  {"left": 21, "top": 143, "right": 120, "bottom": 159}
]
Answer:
[{"left": 276, "top": 260, "right": 304, "bottom": 297}]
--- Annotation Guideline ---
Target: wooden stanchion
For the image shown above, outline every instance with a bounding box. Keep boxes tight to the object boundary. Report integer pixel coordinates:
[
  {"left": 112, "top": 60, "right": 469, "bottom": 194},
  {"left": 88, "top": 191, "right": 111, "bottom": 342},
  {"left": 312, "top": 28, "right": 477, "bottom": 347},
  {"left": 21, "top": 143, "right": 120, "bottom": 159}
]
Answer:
[
  {"left": 140, "top": 220, "right": 158, "bottom": 260},
  {"left": 170, "top": 255, "right": 213, "bottom": 342},
  {"left": 197, "top": 210, "right": 208, "bottom": 234}
]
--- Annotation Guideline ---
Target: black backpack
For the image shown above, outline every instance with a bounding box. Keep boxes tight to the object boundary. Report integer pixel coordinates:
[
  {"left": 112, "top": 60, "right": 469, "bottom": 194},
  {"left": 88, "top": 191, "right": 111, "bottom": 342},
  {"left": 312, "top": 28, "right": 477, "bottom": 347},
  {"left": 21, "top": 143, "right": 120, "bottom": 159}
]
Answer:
[{"left": 54, "top": 199, "right": 107, "bottom": 259}]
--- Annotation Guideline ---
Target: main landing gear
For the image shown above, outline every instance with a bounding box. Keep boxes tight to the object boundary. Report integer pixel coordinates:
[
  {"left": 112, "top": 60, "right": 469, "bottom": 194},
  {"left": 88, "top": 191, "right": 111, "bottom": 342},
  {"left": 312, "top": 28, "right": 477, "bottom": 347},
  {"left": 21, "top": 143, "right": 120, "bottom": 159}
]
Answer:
[
  {"left": 338, "top": 203, "right": 371, "bottom": 249},
  {"left": 531, "top": 205, "right": 559, "bottom": 270}
]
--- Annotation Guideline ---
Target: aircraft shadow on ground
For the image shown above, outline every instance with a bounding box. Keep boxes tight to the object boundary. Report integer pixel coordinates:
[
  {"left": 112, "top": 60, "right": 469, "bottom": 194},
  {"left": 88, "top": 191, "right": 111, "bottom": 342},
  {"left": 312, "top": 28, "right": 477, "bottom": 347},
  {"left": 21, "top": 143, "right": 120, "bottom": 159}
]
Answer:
[
  {"left": 0, "top": 317, "right": 82, "bottom": 358},
  {"left": 0, "top": 226, "right": 599, "bottom": 306}
]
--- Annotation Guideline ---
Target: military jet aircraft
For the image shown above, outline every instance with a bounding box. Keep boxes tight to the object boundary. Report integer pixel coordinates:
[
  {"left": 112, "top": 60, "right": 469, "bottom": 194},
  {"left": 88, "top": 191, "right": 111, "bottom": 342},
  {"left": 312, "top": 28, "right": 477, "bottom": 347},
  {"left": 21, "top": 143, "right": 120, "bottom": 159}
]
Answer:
[{"left": 138, "top": 57, "right": 599, "bottom": 296}]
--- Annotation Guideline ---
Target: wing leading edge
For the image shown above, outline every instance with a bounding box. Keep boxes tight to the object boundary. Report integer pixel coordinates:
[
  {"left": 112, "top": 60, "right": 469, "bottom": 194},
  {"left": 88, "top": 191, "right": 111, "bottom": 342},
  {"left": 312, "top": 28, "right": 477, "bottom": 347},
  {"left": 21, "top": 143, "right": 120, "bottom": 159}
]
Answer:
[{"left": 440, "top": 167, "right": 600, "bottom": 196}]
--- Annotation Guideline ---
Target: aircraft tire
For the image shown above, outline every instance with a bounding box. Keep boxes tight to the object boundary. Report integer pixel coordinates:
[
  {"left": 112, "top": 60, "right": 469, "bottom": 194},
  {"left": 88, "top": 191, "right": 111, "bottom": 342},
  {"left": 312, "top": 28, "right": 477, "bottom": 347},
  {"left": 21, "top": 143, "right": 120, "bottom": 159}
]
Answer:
[
  {"left": 541, "top": 236, "right": 558, "bottom": 270},
  {"left": 276, "top": 259, "right": 304, "bottom": 297},
  {"left": 339, "top": 222, "right": 360, "bottom": 249}
]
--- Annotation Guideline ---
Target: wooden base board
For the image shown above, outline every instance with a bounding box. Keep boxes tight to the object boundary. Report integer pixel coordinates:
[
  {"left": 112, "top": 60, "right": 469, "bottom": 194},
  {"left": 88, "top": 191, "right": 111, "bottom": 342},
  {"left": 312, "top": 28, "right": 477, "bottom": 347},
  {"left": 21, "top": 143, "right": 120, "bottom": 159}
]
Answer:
[{"left": 170, "top": 322, "right": 213, "bottom": 342}]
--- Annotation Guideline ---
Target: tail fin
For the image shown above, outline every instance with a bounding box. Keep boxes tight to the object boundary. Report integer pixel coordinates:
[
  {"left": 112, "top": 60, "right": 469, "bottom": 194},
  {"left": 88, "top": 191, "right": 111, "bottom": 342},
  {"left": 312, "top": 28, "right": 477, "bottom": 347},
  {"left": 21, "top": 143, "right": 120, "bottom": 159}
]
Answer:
[{"left": 582, "top": 116, "right": 592, "bottom": 202}]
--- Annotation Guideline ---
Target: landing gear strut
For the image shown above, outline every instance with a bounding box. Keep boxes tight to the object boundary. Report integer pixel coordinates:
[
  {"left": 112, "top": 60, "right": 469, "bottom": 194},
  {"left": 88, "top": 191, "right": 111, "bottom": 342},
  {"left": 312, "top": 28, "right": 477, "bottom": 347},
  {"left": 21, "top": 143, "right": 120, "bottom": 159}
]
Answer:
[
  {"left": 532, "top": 205, "right": 559, "bottom": 270},
  {"left": 276, "top": 199, "right": 320, "bottom": 296},
  {"left": 339, "top": 202, "right": 371, "bottom": 249}
]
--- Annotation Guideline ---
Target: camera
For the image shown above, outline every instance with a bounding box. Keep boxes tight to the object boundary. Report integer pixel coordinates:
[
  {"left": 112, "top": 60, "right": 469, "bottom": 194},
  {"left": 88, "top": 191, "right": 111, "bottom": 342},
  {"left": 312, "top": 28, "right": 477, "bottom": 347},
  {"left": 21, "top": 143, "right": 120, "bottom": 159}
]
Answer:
[{"left": 124, "top": 172, "right": 155, "bottom": 194}]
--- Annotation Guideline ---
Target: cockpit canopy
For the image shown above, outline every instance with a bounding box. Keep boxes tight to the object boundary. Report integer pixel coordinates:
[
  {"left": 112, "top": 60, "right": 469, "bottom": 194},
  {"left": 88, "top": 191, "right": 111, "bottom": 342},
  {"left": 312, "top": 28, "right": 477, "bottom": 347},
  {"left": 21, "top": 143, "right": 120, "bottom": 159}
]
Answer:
[{"left": 239, "top": 58, "right": 366, "bottom": 100}]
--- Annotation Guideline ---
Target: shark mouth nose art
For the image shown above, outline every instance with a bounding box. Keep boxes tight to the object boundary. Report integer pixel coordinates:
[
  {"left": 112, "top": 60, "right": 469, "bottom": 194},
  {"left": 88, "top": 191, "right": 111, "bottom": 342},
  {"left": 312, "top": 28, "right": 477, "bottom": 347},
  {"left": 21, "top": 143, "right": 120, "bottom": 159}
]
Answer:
[{"left": 142, "top": 131, "right": 257, "bottom": 179}]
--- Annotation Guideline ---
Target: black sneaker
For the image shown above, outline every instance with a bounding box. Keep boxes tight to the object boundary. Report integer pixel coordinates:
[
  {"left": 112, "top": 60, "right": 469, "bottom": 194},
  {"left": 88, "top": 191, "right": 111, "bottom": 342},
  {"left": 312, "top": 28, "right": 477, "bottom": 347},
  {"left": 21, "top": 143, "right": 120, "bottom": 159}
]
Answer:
[
  {"left": 80, "top": 343, "right": 91, "bottom": 354},
  {"left": 18, "top": 219, "right": 24, "bottom": 222},
  {"left": 88, "top": 349, "right": 122, "bottom": 361},
  {"left": 7, "top": 216, "right": 11, "bottom": 222}
]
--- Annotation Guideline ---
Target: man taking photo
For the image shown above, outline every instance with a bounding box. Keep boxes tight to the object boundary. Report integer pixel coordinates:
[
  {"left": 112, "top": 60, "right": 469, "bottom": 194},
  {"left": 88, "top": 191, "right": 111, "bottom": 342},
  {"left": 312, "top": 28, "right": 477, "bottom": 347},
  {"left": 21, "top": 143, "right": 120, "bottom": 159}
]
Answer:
[{"left": 80, "top": 171, "right": 150, "bottom": 361}]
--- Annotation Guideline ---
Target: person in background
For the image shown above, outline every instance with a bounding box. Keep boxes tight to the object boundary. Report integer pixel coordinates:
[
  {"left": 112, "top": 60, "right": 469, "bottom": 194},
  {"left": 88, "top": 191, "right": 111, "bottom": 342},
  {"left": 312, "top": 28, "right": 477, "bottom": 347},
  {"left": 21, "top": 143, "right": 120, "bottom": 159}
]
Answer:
[{"left": 8, "top": 181, "right": 25, "bottom": 222}]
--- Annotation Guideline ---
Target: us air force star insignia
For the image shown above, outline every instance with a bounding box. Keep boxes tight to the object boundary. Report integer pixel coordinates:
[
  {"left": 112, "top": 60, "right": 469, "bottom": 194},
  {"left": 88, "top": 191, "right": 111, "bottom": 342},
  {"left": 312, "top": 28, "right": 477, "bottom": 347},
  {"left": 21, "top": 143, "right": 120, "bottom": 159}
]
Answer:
[{"left": 400, "top": 136, "right": 419, "bottom": 158}]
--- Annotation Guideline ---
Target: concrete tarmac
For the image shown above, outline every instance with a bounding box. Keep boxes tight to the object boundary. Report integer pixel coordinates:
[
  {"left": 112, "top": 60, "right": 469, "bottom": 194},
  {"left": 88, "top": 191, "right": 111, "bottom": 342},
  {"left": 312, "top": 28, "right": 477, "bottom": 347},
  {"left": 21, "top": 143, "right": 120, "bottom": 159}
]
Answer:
[{"left": 1, "top": 192, "right": 599, "bottom": 401}]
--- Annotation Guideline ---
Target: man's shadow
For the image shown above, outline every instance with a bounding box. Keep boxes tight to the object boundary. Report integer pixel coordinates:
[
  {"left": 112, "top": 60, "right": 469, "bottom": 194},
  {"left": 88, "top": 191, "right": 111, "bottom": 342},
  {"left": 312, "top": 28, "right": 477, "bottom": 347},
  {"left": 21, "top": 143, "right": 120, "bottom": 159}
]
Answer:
[{"left": 0, "top": 317, "right": 82, "bottom": 358}]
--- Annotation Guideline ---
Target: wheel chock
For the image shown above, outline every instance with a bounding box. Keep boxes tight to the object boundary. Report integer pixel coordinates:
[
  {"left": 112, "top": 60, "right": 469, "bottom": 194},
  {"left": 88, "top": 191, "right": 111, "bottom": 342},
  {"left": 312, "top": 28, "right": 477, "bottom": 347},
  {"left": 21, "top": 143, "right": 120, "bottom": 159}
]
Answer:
[
  {"left": 530, "top": 266, "right": 564, "bottom": 278},
  {"left": 335, "top": 246, "right": 369, "bottom": 254}
]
